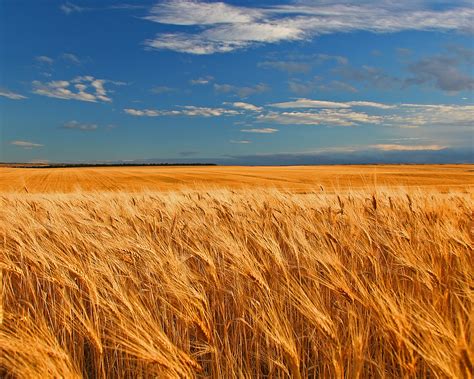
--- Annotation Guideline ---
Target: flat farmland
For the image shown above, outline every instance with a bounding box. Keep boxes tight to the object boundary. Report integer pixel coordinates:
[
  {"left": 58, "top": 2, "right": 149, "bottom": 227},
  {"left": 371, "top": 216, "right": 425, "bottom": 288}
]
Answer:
[
  {"left": 2, "top": 164, "right": 473, "bottom": 378},
  {"left": 0, "top": 164, "right": 472, "bottom": 192}
]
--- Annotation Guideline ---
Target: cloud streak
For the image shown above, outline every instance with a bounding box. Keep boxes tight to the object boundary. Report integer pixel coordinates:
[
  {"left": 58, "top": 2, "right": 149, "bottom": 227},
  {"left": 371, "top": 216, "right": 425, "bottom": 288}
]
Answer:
[
  {"left": 0, "top": 88, "right": 27, "bottom": 100},
  {"left": 229, "top": 102, "right": 263, "bottom": 112},
  {"left": 124, "top": 106, "right": 240, "bottom": 117},
  {"left": 241, "top": 128, "right": 278, "bottom": 134},
  {"left": 190, "top": 76, "right": 214, "bottom": 85},
  {"left": 259, "top": 109, "right": 383, "bottom": 127},
  {"left": 214, "top": 83, "right": 269, "bottom": 98},
  {"left": 144, "top": 1, "right": 474, "bottom": 54},
  {"left": 123, "top": 98, "right": 474, "bottom": 130},
  {"left": 230, "top": 140, "right": 251, "bottom": 144},
  {"left": 10, "top": 140, "right": 43, "bottom": 148},
  {"left": 269, "top": 98, "right": 394, "bottom": 109},
  {"left": 261, "top": 100, "right": 474, "bottom": 129},
  {"left": 371, "top": 144, "right": 447, "bottom": 151},
  {"left": 62, "top": 121, "right": 99, "bottom": 131}
]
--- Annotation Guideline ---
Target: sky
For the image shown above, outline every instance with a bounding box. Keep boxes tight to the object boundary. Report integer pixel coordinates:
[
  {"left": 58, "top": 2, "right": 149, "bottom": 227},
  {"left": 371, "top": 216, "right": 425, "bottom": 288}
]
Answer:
[{"left": 0, "top": 0, "right": 473, "bottom": 164}]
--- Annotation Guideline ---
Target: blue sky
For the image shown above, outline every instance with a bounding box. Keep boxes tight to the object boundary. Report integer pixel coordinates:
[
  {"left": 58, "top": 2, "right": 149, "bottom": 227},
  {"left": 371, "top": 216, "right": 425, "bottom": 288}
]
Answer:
[{"left": 1, "top": 0, "right": 473, "bottom": 164}]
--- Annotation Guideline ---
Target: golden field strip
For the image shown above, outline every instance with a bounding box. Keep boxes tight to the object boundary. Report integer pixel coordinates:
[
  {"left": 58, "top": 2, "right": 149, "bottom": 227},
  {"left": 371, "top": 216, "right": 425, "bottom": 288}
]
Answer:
[
  {"left": 0, "top": 164, "right": 472, "bottom": 192},
  {"left": 1, "top": 165, "right": 473, "bottom": 378}
]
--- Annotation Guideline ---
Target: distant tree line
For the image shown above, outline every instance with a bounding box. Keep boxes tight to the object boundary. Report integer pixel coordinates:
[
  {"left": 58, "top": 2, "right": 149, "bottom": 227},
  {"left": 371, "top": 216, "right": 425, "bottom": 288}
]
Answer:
[{"left": 5, "top": 163, "right": 218, "bottom": 168}]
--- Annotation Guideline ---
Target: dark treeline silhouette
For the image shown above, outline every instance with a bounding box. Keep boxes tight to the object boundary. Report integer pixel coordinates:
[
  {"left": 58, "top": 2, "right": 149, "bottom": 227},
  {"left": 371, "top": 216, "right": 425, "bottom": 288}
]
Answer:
[{"left": 3, "top": 163, "right": 218, "bottom": 168}]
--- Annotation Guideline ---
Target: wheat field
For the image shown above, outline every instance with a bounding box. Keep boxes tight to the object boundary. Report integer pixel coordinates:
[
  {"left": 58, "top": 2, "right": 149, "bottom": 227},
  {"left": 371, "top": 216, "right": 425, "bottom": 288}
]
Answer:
[
  {"left": 0, "top": 164, "right": 471, "bottom": 193},
  {"left": 1, "top": 170, "right": 473, "bottom": 378}
]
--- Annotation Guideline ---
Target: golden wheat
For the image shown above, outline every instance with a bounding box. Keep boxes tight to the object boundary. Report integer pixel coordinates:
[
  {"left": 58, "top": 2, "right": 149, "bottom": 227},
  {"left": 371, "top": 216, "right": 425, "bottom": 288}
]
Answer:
[
  {"left": 1, "top": 188, "right": 473, "bottom": 378},
  {"left": 0, "top": 165, "right": 471, "bottom": 193}
]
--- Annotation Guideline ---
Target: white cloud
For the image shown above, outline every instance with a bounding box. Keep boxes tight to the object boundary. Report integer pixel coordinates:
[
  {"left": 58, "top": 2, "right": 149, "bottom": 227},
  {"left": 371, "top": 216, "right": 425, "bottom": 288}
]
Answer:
[
  {"left": 190, "top": 76, "right": 214, "bottom": 85},
  {"left": 90, "top": 79, "right": 111, "bottom": 102},
  {"left": 10, "top": 140, "right": 43, "bottom": 148},
  {"left": 35, "top": 55, "right": 54, "bottom": 65},
  {"left": 60, "top": 2, "right": 84, "bottom": 14},
  {"left": 144, "top": 1, "right": 474, "bottom": 54},
  {"left": 150, "top": 86, "right": 175, "bottom": 94},
  {"left": 181, "top": 105, "right": 239, "bottom": 116},
  {"left": 229, "top": 102, "right": 262, "bottom": 112},
  {"left": 261, "top": 100, "right": 474, "bottom": 129},
  {"left": 62, "top": 120, "right": 99, "bottom": 131},
  {"left": 258, "top": 60, "right": 311, "bottom": 74},
  {"left": 385, "top": 104, "right": 474, "bottom": 128},
  {"left": 371, "top": 144, "right": 447, "bottom": 151},
  {"left": 124, "top": 108, "right": 160, "bottom": 117},
  {"left": 270, "top": 98, "right": 395, "bottom": 109},
  {"left": 230, "top": 140, "right": 251, "bottom": 144},
  {"left": 61, "top": 2, "right": 145, "bottom": 14},
  {"left": 61, "top": 53, "right": 81, "bottom": 64},
  {"left": 347, "top": 101, "right": 396, "bottom": 109},
  {"left": 203, "top": 21, "right": 304, "bottom": 43},
  {"left": 317, "top": 80, "right": 359, "bottom": 94},
  {"left": 32, "top": 76, "right": 116, "bottom": 102},
  {"left": 146, "top": 0, "right": 262, "bottom": 25},
  {"left": 0, "top": 88, "right": 27, "bottom": 100},
  {"left": 270, "top": 99, "right": 351, "bottom": 109},
  {"left": 124, "top": 106, "right": 240, "bottom": 117},
  {"left": 259, "top": 109, "right": 383, "bottom": 126},
  {"left": 241, "top": 128, "right": 278, "bottom": 133},
  {"left": 145, "top": 33, "right": 244, "bottom": 55},
  {"left": 214, "top": 83, "right": 269, "bottom": 98}
]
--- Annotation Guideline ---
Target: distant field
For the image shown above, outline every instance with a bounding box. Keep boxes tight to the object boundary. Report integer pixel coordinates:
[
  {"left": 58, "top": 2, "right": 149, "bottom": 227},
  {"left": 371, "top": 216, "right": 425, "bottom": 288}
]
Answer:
[{"left": 0, "top": 164, "right": 472, "bottom": 192}]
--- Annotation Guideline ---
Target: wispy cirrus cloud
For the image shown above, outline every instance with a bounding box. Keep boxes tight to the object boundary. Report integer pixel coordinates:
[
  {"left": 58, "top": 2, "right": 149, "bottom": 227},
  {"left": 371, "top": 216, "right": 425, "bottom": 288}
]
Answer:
[
  {"left": 347, "top": 101, "right": 396, "bottom": 109},
  {"left": 150, "top": 86, "right": 176, "bottom": 94},
  {"left": 241, "top": 128, "right": 278, "bottom": 134},
  {"left": 270, "top": 99, "right": 351, "bottom": 109},
  {"left": 383, "top": 104, "right": 474, "bottom": 128},
  {"left": 35, "top": 55, "right": 54, "bottom": 65},
  {"left": 146, "top": 0, "right": 262, "bottom": 25},
  {"left": 371, "top": 144, "right": 447, "bottom": 151},
  {"left": 123, "top": 98, "right": 474, "bottom": 131},
  {"left": 62, "top": 120, "right": 99, "bottom": 131},
  {"left": 61, "top": 53, "right": 82, "bottom": 65},
  {"left": 0, "top": 88, "right": 27, "bottom": 100},
  {"left": 259, "top": 109, "right": 383, "bottom": 127},
  {"left": 143, "top": 1, "right": 474, "bottom": 55},
  {"left": 258, "top": 53, "right": 348, "bottom": 75},
  {"left": 190, "top": 76, "right": 214, "bottom": 85},
  {"left": 261, "top": 99, "right": 474, "bottom": 129},
  {"left": 60, "top": 2, "right": 84, "bottom": 14},
  {"left": 124, "top": 106, "right": 240, "bottom": 117},
  {"left": 317, "top": 80, "right": 358, "bottom": 94},
  {"left": 60, "top": 2, "right": 145, "bottom": 15},
  {"left": 32, "top": 76, "right": 120, "bottom": 103},
  {"left": 214, "top": 83, "right": 269, "bottom": 98},
  {"left": 10, "top": 140, "right": 43, "bottom": 148},
  {"left": 230, "top": 139, "right": 251, "bottom": 144},
  {"left": 287, "top": 78, "right": 319, "bottom": 96},
  {"left": 270, "top": 98, "right": 395, "bottom": 109},
  {"left": 258, "top": 61, "right": 311, "bottom": 74}
]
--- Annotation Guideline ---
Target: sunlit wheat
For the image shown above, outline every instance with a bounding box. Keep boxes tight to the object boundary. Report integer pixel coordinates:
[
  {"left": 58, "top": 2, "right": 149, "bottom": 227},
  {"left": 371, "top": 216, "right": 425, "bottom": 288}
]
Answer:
[{"left": 1, "top": 188, "right": 473, "bottom": 378}]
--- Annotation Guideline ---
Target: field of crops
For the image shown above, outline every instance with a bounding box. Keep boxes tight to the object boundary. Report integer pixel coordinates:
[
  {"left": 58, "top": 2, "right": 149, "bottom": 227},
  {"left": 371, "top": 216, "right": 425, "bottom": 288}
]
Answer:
[
  {"left": 0, "top": 164, "right": 472, "bottom": 192},
  {"left": 1, "top": 165, "right": 473, "bottom": 378}
]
